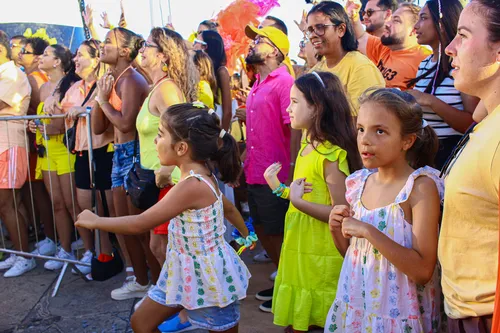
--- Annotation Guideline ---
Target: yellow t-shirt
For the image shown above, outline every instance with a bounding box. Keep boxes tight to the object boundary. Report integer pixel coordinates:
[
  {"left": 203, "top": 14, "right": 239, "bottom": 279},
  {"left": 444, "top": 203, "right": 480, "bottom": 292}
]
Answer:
[
  {"left": 198, "top": 80, "right": 215, "bottom": 109},
  {"left": 310, "top": 51, "right": 385, "bottom": 115},
  {"left": 439, "top": 105, "right": 500, "bottom": 319}
]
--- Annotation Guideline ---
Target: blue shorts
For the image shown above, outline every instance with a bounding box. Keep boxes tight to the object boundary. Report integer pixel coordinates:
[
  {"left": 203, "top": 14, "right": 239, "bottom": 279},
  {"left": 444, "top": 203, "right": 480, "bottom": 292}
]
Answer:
[
  {"left": 111, "top": 140, "right": 138, "bottom": 190},
  {"left": 148, "top": 285, "right": 240, "bottom": 331}
]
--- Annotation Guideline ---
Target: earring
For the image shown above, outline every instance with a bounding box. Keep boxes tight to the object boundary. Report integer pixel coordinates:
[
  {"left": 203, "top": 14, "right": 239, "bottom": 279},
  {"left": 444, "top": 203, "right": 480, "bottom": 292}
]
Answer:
[
  {"left": 53, "top": 64, "right": 56, "bottom": 68},
  {"left": 161, "top": 61, "right": 168, "bottom": 72}
]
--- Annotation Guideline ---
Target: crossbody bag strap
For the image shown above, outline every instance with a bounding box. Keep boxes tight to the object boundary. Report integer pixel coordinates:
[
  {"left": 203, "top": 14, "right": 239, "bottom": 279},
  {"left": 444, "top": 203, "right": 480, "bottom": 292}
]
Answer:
[
  {"left": 74, "top": 82, "right": 98, "bottom": 128},
  {"left": 133, "top": 131, "right": 139, "bottom": 163}
]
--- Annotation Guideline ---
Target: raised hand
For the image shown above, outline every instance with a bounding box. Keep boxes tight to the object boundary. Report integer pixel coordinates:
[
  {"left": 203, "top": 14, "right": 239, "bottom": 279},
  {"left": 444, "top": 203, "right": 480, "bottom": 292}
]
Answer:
[{"left": 100, "top": 11, "right": 111, "bottom": 29}]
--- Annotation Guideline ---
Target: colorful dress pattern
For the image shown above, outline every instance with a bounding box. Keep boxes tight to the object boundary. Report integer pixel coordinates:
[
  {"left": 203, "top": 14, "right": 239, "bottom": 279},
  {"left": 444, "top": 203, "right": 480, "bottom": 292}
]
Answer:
[
  {"left": 325, "top": 167, "right": 444, "bottom": 333},
  {"left": 156, "top": 171, "right": 251, "bottom": 310},
  {"left": 273, "top": 142, "right": 349, "bottom": 331}
]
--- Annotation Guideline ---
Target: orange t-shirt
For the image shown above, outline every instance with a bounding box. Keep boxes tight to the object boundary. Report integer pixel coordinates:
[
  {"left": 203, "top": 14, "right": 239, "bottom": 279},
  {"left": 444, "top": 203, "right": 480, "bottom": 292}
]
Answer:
[{"left": 366, "top": 35, "right": 431, "bottom": 90}]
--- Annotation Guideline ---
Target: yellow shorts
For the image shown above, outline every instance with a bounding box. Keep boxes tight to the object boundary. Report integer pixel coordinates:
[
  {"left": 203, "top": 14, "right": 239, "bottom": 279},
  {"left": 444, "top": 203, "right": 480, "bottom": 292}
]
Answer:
[{"left": 40, "top": 134, "right": 76, "bottom": 175}]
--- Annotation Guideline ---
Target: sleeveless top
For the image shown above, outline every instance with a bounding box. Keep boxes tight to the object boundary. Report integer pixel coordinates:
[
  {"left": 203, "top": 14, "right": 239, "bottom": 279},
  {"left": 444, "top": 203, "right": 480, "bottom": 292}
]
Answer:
[
  {"left": 156, "top": 171, "right": 251, "bottom": 310},
  {"left": 325, "top": 167, "right": 445, "bottom": 333},
  {"left": 108, "top": 66, "right": 132, "bottom": 111},
  {"left": 136, "top": 77, "right": 181, "bottom": 183}
]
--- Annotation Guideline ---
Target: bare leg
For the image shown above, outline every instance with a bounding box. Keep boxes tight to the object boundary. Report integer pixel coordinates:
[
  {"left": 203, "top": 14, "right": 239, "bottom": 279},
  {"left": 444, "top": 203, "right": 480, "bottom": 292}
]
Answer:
[
  {"left": 43, "top": 171, "right": 72, "bottom": 252},
  {"left": 131, "top": 297, "right": 181, "bottom": 333},
  {"left": 33, "top": 182, "right": 55, "bottom": 240},
  {"left": 150, "top": 231, "right": 166, "bottom": 266},
  {"left": 254, "top": 225, "right": 283, "bottom": 267},
  {"left": 0, "top": 189, "right": 28, "bottom": 253}
]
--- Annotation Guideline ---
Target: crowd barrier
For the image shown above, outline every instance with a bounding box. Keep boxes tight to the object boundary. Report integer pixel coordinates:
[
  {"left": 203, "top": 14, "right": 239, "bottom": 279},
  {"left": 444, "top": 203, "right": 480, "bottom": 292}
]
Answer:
[{"left": 0, "top": 111, "right": 101, "bottom": 297}]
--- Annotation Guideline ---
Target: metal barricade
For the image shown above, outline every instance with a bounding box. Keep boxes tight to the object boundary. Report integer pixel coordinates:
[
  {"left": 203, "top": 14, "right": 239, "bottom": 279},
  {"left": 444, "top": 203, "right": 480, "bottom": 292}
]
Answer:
[{"left": 0, "top": 111, "right": 101, "bottom": 297}]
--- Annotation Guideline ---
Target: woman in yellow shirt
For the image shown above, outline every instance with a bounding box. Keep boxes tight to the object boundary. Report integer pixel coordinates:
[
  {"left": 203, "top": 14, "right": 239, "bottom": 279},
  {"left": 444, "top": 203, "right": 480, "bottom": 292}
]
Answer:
[
  {"left": 193, "top": 50, "right": 216, "bottom": 109},
  {"left": 307, "top": 1, "right": 385, "bottom": 114}
]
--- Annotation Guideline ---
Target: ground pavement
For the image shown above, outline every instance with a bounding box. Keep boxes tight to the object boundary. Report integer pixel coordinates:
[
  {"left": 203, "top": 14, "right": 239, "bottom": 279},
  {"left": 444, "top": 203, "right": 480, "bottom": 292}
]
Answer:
[{"left": 0, "top": 246, "right": 324, "bottom": 333}]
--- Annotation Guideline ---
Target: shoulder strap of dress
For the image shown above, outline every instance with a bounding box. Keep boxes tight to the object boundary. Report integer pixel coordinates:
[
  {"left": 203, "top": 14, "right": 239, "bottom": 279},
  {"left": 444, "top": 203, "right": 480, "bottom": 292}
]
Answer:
[
  {"left": 184, "top": 171, "right": 221, "bottom": 199},
  {"left": 113, "top": 65, "right": 133, "bottom": 88}
]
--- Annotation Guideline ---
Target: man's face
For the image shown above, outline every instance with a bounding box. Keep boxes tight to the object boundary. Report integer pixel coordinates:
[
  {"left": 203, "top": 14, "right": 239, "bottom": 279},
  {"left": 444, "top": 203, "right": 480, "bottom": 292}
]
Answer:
[
  {"left": 381, "top": 7, "right": 414, "bottom": 46},
  {"left": 363, "top": 0, "right": 389, "bottom": 34},
  {"left": 245, "top": 36, "right": 277, "bottom": 65},
  {"left": 10, "top": 38, "right": 25, "bottom": 66}
]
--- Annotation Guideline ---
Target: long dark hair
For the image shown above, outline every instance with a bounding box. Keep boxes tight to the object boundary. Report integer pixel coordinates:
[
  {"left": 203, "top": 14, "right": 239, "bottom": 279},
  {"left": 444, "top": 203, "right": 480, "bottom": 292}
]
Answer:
[
  {"left": 51, "top": 45, "right": 80, "bottom": 102},
  {"left": 308, "top": 1, "right": 358, "bottom": 52},
  {"left": 360, "top": 88, "right": 439, "bottom": 169},
  {"left": 114, "top": 27, "right": 144, "bottom": 62},
  {"left": 406, "top": 0, "right": 463, "bottom": 91},
  {"left": 295, "top": 72, "right": 362, "bottom": 173},
  {"left": 200, "top": 30, "right": 227, "bottom": 73},
  {"left": 162, "top": 103, "right": 241, "bottom": 183}
]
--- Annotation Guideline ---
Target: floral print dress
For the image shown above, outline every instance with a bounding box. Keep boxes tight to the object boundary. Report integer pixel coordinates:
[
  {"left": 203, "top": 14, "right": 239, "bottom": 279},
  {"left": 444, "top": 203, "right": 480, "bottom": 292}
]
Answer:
[
  {"left": 156, "top": 171, "right": 251, "bottom": 310},
  {"left": 325, "top": 167, "right": 444, "bottom": 333}
]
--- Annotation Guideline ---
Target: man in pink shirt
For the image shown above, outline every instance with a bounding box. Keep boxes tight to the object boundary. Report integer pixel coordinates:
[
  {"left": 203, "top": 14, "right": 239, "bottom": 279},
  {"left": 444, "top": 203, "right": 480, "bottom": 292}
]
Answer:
[{"left": 243, "top": 25, "right": 300, "bottom": 313}]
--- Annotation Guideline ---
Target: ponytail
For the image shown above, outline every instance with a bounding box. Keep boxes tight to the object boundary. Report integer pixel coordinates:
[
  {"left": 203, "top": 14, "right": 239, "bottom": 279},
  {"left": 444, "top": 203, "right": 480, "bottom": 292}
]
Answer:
[
  {"left": 162, "top": 103, "right": 242, "bottom": 183},
  {"left": 407, "top": 125, "right": 439, "bottom": 169},
  {"left": 51, "top": 44, "right": 80, "bottom": 102}
]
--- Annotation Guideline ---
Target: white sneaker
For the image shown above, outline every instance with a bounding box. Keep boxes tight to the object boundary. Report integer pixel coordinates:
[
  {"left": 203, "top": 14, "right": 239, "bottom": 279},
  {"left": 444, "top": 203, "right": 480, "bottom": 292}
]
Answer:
[
  {"left": 4, "top": 256, "right": 36, "bottom": 277},
  {"left": 71, "top": 250, "right": 93, "bottom": 275},
  {"left": 71, "top": 238, "right": 85, "bottom": 251},
  {"left": 111, "top": 278, "right": 150, "bottom": 300},
  {"left": 44, "top": 248, "right": 76, "bottom": 271},
  {"left": 253, "top": 250, "right": 272, "bottom": 263},
  {"left": 270, "top": 270, "right": 277, "bottom": 281},
  {"left": 0, "top": 254, "right": 17, "bottom": 270},
  {"left": 32, "top": 238, "right": 57, "bottom": 256}
]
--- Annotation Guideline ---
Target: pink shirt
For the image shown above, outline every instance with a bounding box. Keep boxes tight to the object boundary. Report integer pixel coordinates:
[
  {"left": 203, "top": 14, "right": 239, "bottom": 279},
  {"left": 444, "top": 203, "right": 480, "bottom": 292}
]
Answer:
[{"left": 244, "top": 66, "right": 294, "bottom": 185}]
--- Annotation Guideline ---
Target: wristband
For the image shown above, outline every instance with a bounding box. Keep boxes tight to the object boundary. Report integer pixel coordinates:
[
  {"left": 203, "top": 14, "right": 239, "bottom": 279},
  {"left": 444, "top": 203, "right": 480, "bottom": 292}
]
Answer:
[{"left": 280, "top": 187, "right": 290, "bottom": 200}]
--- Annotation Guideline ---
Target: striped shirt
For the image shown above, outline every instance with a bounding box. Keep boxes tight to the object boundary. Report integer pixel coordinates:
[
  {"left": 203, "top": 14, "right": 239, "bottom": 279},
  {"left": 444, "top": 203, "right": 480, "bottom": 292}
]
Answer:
[{"left": 415, "top": 56, "right": 463, "bottom": 138}]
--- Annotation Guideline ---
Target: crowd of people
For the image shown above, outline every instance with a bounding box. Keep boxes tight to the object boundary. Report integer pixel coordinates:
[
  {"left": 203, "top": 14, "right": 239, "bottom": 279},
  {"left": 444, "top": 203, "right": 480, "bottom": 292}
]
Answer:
[{"left": 0, "top": 0, "right": 499, "bottom": 332}]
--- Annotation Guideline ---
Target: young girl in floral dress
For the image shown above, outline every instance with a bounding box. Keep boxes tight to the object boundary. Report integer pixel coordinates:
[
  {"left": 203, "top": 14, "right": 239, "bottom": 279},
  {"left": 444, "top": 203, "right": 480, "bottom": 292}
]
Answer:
[
  {"left": 326, "top": 89, "right": 444, "bottom": 333},
  {"left": 76, "top": 103, "right": 254, "bottom": 333}
]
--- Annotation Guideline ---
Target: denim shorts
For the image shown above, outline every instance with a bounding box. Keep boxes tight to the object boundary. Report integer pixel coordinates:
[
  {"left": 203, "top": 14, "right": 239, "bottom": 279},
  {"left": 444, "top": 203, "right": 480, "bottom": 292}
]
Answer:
[
  {"left": 111, "top": 140, "right": 138, "bottom": 190},
  {"left": 148, "top": 285, "right": 240, "bottom": 331}
]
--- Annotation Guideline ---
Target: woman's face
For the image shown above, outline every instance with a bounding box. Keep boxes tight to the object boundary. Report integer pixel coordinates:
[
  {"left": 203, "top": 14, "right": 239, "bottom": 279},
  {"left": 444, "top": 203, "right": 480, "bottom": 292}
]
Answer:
[
  {"left": 193, "top": 33, "right": 206, "bottom": 51},
  {"left": 306, "top": 12, "right": 345, "bottom": 57},
  {"left": 74, "top": 44, "right": 98, "bottom": 79},
  {"left": 414, "top": 4, "right": 439, "bottom": 47},
  {"left": 100, "top": 30, "right": 120, "bottom": 65},
  {"left": 445, "top": 3, "right": 500, "bottom": 97},
  {"left": 286, "top": 84, "right": 315, "bottom": 130},
  {"left": 38, "top": 46, "right": 58, "bottom": 71},
  {"left": 139, "top": 34, "right": 162, "bottom": 70}
]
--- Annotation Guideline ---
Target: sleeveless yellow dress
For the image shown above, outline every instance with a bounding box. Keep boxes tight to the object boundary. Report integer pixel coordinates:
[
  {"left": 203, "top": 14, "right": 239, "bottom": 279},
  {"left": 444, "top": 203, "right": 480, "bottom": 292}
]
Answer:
[{"left": 272, "top": 141, "right": 349, "bottom": 331}]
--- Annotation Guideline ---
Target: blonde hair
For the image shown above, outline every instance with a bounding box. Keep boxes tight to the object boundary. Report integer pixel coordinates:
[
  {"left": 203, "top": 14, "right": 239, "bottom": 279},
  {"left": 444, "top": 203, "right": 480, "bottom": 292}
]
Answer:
[{"left": 151, "top": 27, "right": 199, "bottom": 102}]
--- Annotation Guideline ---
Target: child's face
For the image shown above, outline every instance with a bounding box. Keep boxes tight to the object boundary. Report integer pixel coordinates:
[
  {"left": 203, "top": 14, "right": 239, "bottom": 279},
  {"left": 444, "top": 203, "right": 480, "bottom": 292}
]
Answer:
[
  {"left": 357, "top": 102, "right": 413, "bottom": 169},
  {"left": 287, "top": 85, "right": 315, "bottom": 130},
  {"left": 155, "top": 123, "right": 178, "bottom": 166}
]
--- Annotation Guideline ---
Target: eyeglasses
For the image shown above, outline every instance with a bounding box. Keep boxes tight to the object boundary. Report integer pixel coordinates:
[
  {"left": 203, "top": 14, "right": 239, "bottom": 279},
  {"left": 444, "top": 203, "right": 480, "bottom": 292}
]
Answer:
[
  {"left": 141, "top": 41, "right": 160, "bottom": 49},
  {"left": 254, "top": 37, "right": 276, "bottom": 48},
  {"left": 10, "top": 43, "right": 21, "bottom": 48},
  {"left": 361, "top": 9, "right": 384, "bottom": 18},
  {"left": 19, "top": 48, "right": 34, "bottom": 55},
  {"left": 305, "top": 24, "right": 338, "bottom": 37},
  {"left": 299, "top": 38, "right": 309, "bottom": 49}
]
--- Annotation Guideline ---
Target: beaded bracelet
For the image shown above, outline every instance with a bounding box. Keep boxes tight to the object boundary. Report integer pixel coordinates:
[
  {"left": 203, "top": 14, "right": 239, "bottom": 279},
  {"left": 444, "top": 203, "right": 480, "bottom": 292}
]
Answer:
[
  {"left": 234, "top": 231, "right": 259, "bottom": 255},
  {"left": 272, "top": 183, "right": 286, "bottom": 196}
]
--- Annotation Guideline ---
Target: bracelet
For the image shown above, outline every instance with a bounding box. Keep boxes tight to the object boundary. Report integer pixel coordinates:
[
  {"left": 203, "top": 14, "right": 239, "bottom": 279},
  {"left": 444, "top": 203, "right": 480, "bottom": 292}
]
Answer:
[
  {"left": 280, "top": 187, "right": 290, "bottom": 200},
  {"left": 272, "top": 183, "right": 286, "bottom": 196},
  {"left": 235, "top": 231, "right": 259, "bottom": 255}
]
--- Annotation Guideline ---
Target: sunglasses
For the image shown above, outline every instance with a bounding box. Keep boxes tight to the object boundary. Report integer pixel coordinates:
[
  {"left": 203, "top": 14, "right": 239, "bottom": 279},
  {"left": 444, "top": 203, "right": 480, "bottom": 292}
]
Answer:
[
  {"left": 141, "top": 41, "right": 160, "bottom": 49},
  {"left": 20, "top": 48, "right": 34, "bottom": 55},
  {"left": 305, "top": 23, "right": 338, "bottom": 38},
  {"left": 361, "top": 9, "right": 384, "bottom": 18},
  {"left": 193, "top": 39, "right": 207, "bottom": 46},
  {"left": 254, "top": 37, "right": 276, "bottom": 48}
]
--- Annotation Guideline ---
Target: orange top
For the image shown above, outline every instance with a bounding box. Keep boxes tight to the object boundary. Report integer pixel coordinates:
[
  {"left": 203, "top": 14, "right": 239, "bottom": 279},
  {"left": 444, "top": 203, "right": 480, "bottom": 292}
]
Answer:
[
  {"left": 108, "top": 66, "right": 133, "bottom": 112},
  {"left": 366, "top": 35, "right": 432, "bottom": 90},
  {"left": 30, "top": 70, "right": 48, "bottom": 85}
]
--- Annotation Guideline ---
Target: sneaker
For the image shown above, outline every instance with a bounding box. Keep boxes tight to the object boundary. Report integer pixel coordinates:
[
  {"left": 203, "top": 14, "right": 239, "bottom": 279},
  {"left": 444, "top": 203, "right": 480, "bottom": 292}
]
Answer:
[
  {"left": 253, "top": 250, "right": 272, "bottom": 263},
  {"left": 72, "top": 250, "right": 93, "bottom": 275},
  {"left": 4, "top": 256, "right": 36, "bottom": 277},
  {"left": 0, "top": 254, "right": 17, "bottom": 270},
  {"left": 158, "top": 313, "right": 197, "bottom": 332},
  {"left": 71, "top": 238, "right": 85, "bottom": 251},
  {"left": 32, "top": 238, "right": 57, "bottom": 256},
  {"left": 270, "top": 270, "right": 277, "bottom": 281},
  {"left": 259, "top": 300, "right": 272, "bottom": 313},
  {"left": 111, "top": 278, "right": 150, "bottom": 301},
  {"left": 44, "top": 248, "right": 76, "bottom": 271},
  {"left": 256, "top": 287, "right": 274, "bottom": 301}
]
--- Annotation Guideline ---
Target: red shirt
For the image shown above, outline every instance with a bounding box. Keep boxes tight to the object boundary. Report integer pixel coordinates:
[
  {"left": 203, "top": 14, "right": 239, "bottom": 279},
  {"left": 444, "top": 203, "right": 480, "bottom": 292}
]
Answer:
[{"left": 244, "top": 66, "right": 294, "bottom": 185}]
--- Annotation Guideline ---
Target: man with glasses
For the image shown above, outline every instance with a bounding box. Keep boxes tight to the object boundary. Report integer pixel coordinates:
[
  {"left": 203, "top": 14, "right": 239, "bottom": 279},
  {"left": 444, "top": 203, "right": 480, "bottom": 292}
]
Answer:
[
  {"left": 243, "top": 25, "right": 300, "bottom": 313},
  {"left": 0, "top": 30, "right": 35, "bottom": 277},
  {"left": 361, "top": 0, "right": 398, "bottom": 37},
  {"left": 347, "top": 0, "right": 431, "bottom": 89},
  {"left": 9, "top": 35, "right": 27, "bottom": 68}
]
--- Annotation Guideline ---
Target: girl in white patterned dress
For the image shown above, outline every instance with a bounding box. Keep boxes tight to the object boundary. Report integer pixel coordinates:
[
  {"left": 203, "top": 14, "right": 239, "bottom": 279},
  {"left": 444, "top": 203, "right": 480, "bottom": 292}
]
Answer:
[
  {"left": 325, "top": 89, "right": 444, "bottom": 333},
  {"left": 76, "top": 103, "right": 253, "bottom": 333}
]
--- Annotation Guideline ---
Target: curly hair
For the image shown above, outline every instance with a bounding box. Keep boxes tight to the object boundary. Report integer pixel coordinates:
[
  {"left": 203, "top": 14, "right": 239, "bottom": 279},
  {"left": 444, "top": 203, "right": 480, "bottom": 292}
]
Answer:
[{"left": 150, "top": 27, "right": 199, "bottom": 102}]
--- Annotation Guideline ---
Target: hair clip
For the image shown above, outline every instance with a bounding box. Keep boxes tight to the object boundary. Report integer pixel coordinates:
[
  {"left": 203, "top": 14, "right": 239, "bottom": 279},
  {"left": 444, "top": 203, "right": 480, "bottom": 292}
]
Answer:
[
  {"left": 311, "top": 71, "right": 326, "bottom": 88},
  {"left": 219, "top": 129, "right": 227, "bottom": 139},
  {"left": 192, "top": 101, "right": 205, "bottom": 109}
]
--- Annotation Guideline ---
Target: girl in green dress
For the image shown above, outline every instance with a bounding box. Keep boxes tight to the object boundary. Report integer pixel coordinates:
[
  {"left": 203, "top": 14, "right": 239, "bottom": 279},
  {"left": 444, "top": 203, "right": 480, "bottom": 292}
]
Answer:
[{"left": 264, "top": 71, "right": 362, "bottom": 333}]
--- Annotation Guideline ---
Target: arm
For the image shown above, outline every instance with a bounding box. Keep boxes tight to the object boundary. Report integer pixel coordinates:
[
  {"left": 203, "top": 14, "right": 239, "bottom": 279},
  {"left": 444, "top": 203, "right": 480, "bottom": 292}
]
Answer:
[
  {"left": 83, "top": 5, "right": 100, "bottom": 40},
  {"left": 343, "top": 176, "right": 440, "bottom": 285},
  {"left": 27, "top": 75, "right": 41, "bottom": 115},
  {"left": 217, "top": 68, "right": 233, "bottom": 131},
  {"left": 222, "top": 196, "right": 249, "bottom": 238},
  {"left": 287, "top": 128, "right": 302, "bottom": 185},
  {"left": 92, "top": 100, "right": 109, "bottom": 135},
  {"left": 346, "top": 0, "right": 368, "bottom": 54},
  {"left": 0, "top": 100, "right": 8, "bottom": 111}
]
